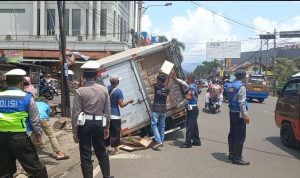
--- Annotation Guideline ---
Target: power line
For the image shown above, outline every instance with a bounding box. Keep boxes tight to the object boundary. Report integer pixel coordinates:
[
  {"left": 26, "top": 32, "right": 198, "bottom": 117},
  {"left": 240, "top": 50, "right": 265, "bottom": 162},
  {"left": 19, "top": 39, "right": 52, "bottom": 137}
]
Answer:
[{"left": 190, "top": 1, "right": 268, "bottom": 33}]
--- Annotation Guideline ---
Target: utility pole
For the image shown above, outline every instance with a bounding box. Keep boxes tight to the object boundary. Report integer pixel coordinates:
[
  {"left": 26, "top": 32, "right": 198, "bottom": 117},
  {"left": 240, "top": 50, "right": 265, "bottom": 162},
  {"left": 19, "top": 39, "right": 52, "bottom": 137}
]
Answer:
[
  {"left": 137, "top": 1, "right": 142, "bottom": 37},
  {"left": 57, "top": 1, "right": 71, "bottom": 117},
  {"left": 259, "top": 39, "right": 262, "bottom": 74},
  {"left": 266, "top": 38, "right": 269, "bottom": 75},
  {"left": 273, "top": 29, "right": 277, "bottom": 96}
]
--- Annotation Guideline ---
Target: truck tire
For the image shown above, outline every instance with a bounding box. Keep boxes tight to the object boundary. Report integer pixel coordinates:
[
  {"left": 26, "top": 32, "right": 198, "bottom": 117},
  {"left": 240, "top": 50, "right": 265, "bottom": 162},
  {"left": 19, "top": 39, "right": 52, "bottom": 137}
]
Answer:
[
  {"left": 258, "top": 99, "right": 264, "bottom": 103},
  {"left": 280, "top": 122, "right": 296, "bottom": 148}
]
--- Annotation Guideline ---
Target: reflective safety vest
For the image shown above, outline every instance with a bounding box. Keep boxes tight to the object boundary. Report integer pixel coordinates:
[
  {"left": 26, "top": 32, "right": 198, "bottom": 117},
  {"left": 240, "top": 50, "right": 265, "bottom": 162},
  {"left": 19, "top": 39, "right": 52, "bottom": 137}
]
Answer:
[
  {"left": 185, "top": 83, "right": 198, "bottom": 105},
  {"left": 227, "top": 80, "right": 248, "bottom": 112},
  {"left": 0, "top": 89, "right": 32, "bottom": 132}
]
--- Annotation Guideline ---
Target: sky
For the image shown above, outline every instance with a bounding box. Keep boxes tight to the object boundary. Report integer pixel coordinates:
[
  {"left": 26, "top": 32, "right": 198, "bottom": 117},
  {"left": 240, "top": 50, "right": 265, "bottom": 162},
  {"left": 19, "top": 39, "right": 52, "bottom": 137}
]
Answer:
[{"left": 141, "top": 1, "right": 300, "bottom": 72}]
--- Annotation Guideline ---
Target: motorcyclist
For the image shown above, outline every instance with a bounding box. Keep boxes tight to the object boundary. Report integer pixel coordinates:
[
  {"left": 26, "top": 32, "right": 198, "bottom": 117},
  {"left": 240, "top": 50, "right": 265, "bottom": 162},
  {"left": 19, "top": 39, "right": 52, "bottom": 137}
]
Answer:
[
  {"left": 40, "top": 74, "right": 48, "bottom": 94},
  {"left": 203, "top": 79, "right": 223, "bottom": 112}
]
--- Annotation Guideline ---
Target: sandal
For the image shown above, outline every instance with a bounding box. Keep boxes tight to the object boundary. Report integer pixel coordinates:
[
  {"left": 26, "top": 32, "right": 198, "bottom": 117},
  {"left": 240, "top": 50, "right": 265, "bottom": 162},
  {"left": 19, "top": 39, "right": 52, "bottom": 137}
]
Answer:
[{"left": 56, "top": 154, "right": 70, "bottom": 160}]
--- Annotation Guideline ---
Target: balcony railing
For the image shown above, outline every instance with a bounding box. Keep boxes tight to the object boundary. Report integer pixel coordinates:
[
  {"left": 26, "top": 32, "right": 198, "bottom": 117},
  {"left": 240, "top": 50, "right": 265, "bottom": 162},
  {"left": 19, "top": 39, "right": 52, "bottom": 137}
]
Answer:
[{"left": 72, "top": 29, "right": 81, "bottom": 36}]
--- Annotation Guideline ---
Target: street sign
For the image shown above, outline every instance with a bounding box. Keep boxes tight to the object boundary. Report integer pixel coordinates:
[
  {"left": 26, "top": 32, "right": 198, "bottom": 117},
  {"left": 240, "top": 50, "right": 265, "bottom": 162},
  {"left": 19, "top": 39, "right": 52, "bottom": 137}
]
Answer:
[
  {"left": 279, "top": 31, "right": 300, "bottom": 38},
  {"left": 259, "top": 34, "right": 275, "bottom": 39}
]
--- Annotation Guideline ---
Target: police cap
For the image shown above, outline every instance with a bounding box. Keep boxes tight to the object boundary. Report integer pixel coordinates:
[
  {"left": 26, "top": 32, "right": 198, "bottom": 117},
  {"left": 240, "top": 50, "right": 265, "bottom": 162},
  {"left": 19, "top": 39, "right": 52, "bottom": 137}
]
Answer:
[
  {"left": 234, "top": 69, "right": 246, "bottom": 79},
  {"left": 4, "top": 69, "right": 27, "bottom": 81},
  {"left": 80, "top": 61, "right": 101, "bottom": 71},
  {"left": 4, "top": 69, "right": 26, "bottom": 76}
]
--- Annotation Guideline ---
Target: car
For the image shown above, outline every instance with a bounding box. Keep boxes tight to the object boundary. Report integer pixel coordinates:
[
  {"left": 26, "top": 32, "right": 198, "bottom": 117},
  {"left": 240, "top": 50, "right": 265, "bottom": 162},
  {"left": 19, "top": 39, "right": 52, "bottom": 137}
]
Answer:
[{"left": 275, "top": 74, "right": 300, "bottom": 148}]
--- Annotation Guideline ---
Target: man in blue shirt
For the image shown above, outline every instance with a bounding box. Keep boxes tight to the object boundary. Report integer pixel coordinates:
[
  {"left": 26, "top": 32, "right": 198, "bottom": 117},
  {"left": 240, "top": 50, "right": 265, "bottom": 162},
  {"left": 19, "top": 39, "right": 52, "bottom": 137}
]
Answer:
[
  {"left": 35, "top": 97, "right": 69, "bottom": 160},
  {"left": 105, "top": 75, "right": 134, "bottom": 155}
]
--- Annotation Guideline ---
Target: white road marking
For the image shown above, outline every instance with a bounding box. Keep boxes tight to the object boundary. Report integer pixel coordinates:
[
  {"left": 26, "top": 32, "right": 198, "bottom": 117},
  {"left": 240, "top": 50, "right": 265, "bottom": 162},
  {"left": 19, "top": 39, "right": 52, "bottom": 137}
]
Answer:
[
  {"left": 93, "top": 153, "right": 151, "bottom": 177},
  {"left": 93, "top": 165, "right": 100, "bottom": 177},
  {"left": 262, "top": 110, "right": 274, "bottom": 115},
  {"left": 109, "top": 153, "right": 151, "bottom": 160}
]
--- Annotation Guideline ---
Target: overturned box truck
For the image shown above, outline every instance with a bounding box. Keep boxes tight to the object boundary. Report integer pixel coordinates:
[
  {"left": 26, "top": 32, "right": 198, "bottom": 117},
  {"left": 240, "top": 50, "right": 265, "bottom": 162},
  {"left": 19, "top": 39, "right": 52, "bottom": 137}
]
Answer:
[{"left": 96, "top": 41, "right": 187, "bottom": 136}]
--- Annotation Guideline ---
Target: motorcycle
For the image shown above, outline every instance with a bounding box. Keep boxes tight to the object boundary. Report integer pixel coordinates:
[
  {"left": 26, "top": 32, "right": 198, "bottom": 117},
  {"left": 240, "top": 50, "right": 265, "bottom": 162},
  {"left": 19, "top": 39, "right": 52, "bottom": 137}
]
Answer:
[
  {"left": 40, "top": 85, "right": 54, "bottom": 100},
  {"left": 48, "top": 80, "right": 59, "bottom": 96},
  {"left": 207, "top": 97, "right": 220, "bottom": 114}
]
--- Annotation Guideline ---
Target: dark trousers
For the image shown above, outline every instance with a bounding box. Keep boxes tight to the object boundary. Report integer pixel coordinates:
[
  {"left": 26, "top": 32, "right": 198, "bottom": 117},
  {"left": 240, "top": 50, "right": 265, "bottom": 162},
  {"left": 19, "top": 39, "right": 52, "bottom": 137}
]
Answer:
[
  {"left": 78, "top": 120, "right": 110, "bottom": 176},
  {"left": 185, "top": 107, "right": 201, "bottom": 146},
  {"left": 0, "top": 132, "right": 48, "bottom": 178},
  {"left": 104, "top": 119, "right": 121, "bottom": 148},
  {"left": 228, "top": 111, "right": 246, "bottom": 144}
]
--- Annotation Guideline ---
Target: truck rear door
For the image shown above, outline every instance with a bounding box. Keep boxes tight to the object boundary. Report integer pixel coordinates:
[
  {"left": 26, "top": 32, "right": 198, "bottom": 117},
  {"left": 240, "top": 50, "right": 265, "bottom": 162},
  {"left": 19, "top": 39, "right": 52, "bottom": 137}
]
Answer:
[{"left": 101, "top": 61, "right": 150, "bottom": 136}]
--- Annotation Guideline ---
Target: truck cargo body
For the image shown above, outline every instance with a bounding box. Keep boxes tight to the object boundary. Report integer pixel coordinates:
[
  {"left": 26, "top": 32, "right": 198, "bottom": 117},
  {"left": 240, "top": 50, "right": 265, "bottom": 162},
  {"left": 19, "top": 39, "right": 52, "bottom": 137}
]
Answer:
[{"left": 97, "top": 42, "right": 187, "bottom": 136}]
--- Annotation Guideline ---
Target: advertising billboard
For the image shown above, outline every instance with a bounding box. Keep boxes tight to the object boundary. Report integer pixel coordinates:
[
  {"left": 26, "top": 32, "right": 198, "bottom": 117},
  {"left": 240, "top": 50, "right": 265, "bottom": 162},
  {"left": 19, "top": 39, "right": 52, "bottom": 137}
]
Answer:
[
  {"left": 206, "top": 41, "right": 241, "bottom": 59},
  {"left": 0, "top": 50, "right": 23, "bottom": 63}
]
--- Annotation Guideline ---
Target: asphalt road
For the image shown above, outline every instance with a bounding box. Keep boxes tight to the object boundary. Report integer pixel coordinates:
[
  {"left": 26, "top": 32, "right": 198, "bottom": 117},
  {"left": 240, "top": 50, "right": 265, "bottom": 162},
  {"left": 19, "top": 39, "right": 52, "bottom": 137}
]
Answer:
[{"left": 48, "top": 92, "right": 300, "bottom": 178}]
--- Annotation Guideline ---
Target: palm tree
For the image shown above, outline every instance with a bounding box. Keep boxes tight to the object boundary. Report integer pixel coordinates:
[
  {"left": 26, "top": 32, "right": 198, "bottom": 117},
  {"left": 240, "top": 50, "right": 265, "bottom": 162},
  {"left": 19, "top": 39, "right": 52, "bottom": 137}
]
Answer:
[
  {"left": 159, "top": 35, "right": 169, "bottom": 42},
  {"left": 171, "top": 38, "right": 185, "bottom": 64}
]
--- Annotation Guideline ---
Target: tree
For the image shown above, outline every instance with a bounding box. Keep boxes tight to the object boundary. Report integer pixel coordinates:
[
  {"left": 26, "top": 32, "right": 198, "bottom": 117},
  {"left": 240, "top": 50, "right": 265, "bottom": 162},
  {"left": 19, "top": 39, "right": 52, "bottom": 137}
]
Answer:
[
  {"left": 192, "top": 59, "right": 221, "bottom": 79},
  {"left": 275, "top": 57, "right": 299, "bottom": 88},
  {"left": 171, "top": 38, "right": 185, "bottom": 64},
  {"left": 159, "top": 35, "right": 169, "bottom": 42}
]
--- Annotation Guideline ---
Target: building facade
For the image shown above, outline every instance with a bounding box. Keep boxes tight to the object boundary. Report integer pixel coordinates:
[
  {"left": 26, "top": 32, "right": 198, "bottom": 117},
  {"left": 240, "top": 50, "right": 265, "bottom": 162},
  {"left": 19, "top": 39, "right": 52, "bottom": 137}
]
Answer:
[{"left": 0, "top": 1, "right": 136, "bottom": 80}]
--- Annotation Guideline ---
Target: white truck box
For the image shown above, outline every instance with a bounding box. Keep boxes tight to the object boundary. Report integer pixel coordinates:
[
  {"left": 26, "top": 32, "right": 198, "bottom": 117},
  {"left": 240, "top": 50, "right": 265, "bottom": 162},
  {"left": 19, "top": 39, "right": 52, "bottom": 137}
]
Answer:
[{"left": 97, "top": 42, "right": 187, "bottom": 136}]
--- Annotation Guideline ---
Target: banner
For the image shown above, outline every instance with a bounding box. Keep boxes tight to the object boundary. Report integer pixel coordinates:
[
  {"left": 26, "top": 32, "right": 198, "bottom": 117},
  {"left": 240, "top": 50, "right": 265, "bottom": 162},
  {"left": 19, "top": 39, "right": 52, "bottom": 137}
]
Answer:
[{"left": 0, "top": 50, "right": 23, "bottom": 63}]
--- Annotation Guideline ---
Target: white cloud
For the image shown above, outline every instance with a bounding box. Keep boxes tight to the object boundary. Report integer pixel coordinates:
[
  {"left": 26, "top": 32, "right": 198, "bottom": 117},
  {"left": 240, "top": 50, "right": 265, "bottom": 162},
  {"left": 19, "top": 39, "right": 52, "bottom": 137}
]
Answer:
[
  {"left": 159, "top": 8, "right": 238, "bottom": 65},
  {"left": 253, "top": 16, "right": 300, "bottom": 33},
  {"left": 141, "top": 15, "right": 152, "bottom": 32}
]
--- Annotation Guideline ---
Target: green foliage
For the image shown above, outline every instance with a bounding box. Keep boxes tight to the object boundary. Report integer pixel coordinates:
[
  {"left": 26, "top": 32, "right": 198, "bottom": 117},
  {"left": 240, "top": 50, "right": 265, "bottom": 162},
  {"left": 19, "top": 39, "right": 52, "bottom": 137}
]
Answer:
[
  {"left": 192, "top": 59, "right": 221, "bottom": 79},
  {"left": 171, "top": 38, "right": 185, "bottom": 64},
  {"left": 275, "top": 57, "right": 300, "bottom": 87}
]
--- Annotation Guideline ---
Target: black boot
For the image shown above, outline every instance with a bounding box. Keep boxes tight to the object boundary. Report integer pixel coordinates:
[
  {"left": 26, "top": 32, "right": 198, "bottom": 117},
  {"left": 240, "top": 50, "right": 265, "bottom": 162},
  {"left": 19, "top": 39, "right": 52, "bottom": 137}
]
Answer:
[
  {"left": 81, "top": 164, "right": 93, "bottom": 178},
  {"left": 232, "top": 143, "right": 250, "bottom": 165},
  {"left": 100, "top": 156, "right": 114, "bottom": 178},
  {"left": 228, "top": 141, "right": 233, "bottom": 160}
]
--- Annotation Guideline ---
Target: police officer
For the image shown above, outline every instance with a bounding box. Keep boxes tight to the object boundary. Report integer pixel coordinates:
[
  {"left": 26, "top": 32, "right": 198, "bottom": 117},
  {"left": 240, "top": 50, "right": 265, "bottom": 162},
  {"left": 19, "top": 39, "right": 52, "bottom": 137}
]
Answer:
[
  {"left": 174, "top": 74, "right": 201, "bottom": 148},
  {"left": 0, "top": 69, "right": 48, "bottom": 178},
  {"left": 227, "top": 69, "right": 250, "bottom": 165},
  {"left": 72, "top": 61, "right": 114, "bottom": 178}
]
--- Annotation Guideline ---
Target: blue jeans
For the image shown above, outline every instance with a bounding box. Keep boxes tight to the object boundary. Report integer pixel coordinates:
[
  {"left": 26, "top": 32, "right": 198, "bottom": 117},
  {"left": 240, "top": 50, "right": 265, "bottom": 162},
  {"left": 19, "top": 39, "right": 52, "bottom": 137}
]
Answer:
[{"left": 151, "top": 112, "right": 166, "bottom": 144}]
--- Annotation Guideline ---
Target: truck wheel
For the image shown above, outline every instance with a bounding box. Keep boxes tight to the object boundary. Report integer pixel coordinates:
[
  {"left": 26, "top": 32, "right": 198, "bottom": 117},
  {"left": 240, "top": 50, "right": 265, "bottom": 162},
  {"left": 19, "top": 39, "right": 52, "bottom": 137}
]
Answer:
[
  {"left": 280, "top": 122, "right": 296, "bottom": 148},
  {"left": 258, "top": 99, "right": 264, "bottom": 103}
]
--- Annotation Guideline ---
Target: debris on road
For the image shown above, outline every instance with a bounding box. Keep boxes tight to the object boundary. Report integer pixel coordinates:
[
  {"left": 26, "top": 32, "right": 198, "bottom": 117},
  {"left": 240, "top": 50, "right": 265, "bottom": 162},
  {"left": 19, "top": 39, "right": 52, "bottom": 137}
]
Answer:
[{"left": 119, "top": 136, "right": 153, "bottom": 152}]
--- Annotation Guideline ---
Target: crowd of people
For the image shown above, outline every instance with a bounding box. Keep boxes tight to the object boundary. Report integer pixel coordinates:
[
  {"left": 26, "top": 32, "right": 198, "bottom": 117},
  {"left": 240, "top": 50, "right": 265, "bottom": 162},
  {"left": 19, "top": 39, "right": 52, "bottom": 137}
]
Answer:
[{"left": 0, "top": 60, "right": 250, "bottom": 178}]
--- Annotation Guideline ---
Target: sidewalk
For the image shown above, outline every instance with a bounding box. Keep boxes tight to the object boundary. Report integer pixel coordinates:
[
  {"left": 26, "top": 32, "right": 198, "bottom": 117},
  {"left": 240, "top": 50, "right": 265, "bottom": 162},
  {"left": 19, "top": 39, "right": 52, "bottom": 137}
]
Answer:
[{"left": 15, "top": 117, "right": 75, "bottom": 178}]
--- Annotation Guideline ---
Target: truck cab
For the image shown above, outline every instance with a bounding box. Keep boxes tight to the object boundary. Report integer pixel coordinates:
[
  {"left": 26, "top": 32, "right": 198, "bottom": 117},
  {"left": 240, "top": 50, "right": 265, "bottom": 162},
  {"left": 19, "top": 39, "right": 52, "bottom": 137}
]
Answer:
[{"left": 275, "top": 74, "right": 300, "bottom": 148}]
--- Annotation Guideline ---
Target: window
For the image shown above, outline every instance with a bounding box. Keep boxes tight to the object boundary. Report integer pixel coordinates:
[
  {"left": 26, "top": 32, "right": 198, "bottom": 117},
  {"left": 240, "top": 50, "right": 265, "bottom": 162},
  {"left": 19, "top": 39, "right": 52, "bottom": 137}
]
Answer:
[
  {"left": 282, "top": 80, "right": 300, "bottom": 97},
  {"left": 0, "top": 9, "right": 25, "bottom": 13},
  {"left": 37, "top": 9, "right": 40, "bottom": 36},
  {"left": 117, "top": 14, "right": 120, "bottom": 40},
  {"left": 72, "top": 9, "right": 81, "bottom": 36},
  {"left": 113, "top": 11, "right": 116, "bottom": 38},
  {"left": 120, "top": 17, "right": 123, "bottom": 41},
  {"left": 123, "top": 21, "right": 126, "bottom": 42},
  {"left": 86, "top": 9, "right": 89, "bottom": 38},
  {"left": 64, "top": 9, "right": 69, "bottom": 36},
  {"left": 100, "top": 9, "right": 107, "bottom": 36},
  {"left": 47, "top": 9, "right": 55, "bottom": 36}
]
